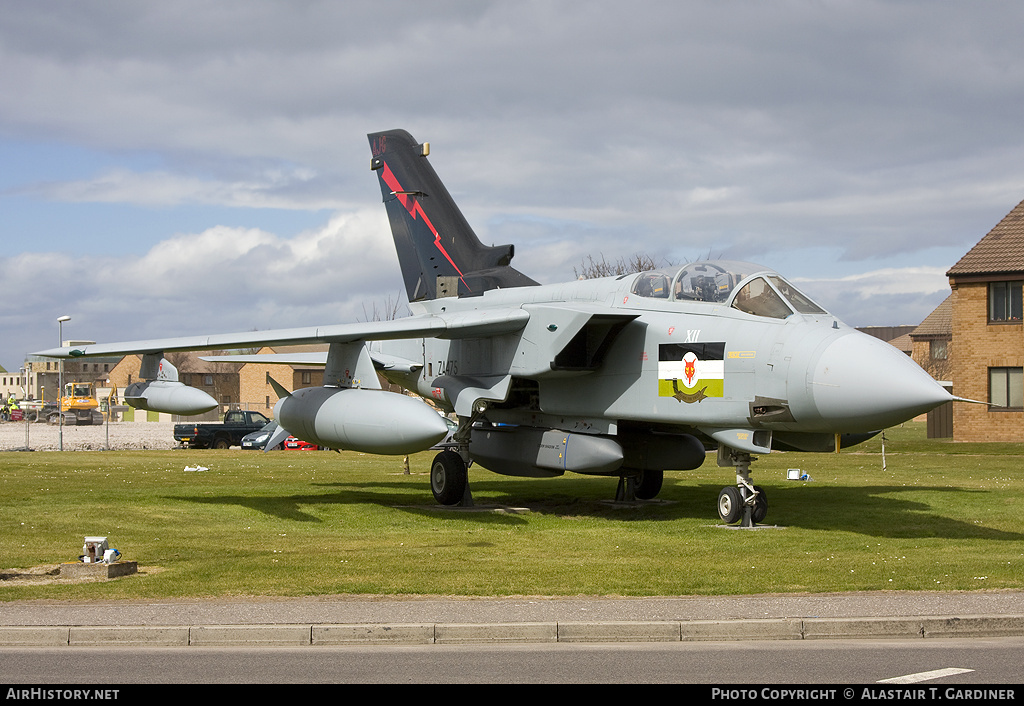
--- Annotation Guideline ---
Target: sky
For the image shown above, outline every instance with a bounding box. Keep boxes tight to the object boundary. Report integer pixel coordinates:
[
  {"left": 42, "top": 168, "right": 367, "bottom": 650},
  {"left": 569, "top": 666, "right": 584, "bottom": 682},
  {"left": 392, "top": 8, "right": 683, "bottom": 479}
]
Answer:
[{"left": 3, "top": 0, "right": 1024, "bottom": 371}]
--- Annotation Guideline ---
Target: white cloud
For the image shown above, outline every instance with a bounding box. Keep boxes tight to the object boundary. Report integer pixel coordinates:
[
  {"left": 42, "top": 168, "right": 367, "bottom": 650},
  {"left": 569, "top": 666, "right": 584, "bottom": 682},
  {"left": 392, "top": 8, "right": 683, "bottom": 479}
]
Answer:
[
  {"left": 795, "top": 267, "right": 950, "bottom": 297},
  {"left": 4, "top": 1, "right": 1024, "bottom": 364},
  {"left": 1, "top": 208, "right": 401, "bottom": 366},
  {"left": 793, "top": 266, "right": 951, "bottom": 327},
  {"left": 16, "top": 168, "right": 347, "bottom": 211}
]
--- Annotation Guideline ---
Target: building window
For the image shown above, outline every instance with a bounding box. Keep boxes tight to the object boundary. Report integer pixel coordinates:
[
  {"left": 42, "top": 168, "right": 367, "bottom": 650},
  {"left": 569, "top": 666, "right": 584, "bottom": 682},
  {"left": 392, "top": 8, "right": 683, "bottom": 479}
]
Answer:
[
  {"left": 204, "top": 375, "right": 214, "bottom": 386},
  {"left": 989, "top": 367, "right": 1023, "bottom": 409},
  {"left": 301, "top": 371, "right": 312, "bottom": 385},
  {"left": 989, "top": 281, "right": 1023, "bottom": 322},
  {"left": 930, "top": 339, "right": 948, "bottom": 361}
]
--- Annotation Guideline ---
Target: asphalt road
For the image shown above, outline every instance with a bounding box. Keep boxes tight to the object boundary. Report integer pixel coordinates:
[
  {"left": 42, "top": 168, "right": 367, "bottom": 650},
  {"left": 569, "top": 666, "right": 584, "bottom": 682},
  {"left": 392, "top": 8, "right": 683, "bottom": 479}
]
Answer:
[
  {"left": 2, "top": 592, "right": 1023, "bottom": 685},
  {"left": 2, "top": 639, "right": 1023, "bottom": 684}
]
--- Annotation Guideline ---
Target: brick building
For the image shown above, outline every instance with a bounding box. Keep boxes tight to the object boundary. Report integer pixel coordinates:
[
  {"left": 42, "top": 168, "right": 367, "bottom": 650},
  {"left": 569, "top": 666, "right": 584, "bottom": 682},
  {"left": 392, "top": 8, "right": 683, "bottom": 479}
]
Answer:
[
  {"left": 107, "top": 346, "right": 328, "bottom": 419},
  {"left": 909, "top": 295, "right": 953, "bottom": 437},
  {"left": 237, "top": 345, "right": 327, "bottom": 414},
  {"left": 19, "top": 351, "right": 120, "bottom": 405},
  {"left": 909, "top": 295, "right": 952, "bottom": 383},
  {"left": 108, "top": 353, "right": 242, "bottom": 420},
  {"left": 946, "top": 197, "right": 1024, "bottom": 441}
]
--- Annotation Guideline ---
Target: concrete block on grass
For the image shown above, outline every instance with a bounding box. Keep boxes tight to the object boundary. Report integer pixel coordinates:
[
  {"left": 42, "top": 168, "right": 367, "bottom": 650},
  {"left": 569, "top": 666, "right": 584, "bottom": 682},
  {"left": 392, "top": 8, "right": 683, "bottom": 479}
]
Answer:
[{"left": 58, "top": 562, "right": 138, "bottom": 580}]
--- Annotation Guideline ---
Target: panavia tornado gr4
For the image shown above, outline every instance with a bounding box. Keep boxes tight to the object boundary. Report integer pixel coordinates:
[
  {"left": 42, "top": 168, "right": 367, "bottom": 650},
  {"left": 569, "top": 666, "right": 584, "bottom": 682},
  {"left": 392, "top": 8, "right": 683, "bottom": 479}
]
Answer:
[{"left": 35, "top": 129, "right": 956, "bottom": 526}]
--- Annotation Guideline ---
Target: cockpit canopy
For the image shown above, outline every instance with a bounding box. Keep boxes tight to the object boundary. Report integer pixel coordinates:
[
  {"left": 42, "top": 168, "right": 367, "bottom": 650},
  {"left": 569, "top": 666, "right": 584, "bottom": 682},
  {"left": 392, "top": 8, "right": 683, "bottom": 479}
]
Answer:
[{"left": 630, "top": 260, "right": 827, "bottom": 320}]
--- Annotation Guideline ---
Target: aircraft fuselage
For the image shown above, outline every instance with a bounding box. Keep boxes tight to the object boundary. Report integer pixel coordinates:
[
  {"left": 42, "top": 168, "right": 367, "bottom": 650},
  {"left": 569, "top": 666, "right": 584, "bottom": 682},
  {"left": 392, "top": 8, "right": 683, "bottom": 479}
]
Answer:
[{"left": 376, "top": 267, "right": 947, "bottom": 461}]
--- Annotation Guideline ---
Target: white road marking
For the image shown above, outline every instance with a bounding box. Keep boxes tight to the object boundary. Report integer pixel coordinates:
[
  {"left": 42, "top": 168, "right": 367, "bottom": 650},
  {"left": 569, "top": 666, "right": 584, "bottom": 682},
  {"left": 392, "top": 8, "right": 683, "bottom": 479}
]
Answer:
[{"left": 878, "top": 667, "right": 975, "bottom": 684}]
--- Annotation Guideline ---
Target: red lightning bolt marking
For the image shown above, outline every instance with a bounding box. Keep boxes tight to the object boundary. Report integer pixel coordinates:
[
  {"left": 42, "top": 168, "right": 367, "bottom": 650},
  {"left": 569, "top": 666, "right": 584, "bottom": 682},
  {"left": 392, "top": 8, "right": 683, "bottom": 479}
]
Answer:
[{"left": 379, "top": 161, "right": 469, "bottom": 290}]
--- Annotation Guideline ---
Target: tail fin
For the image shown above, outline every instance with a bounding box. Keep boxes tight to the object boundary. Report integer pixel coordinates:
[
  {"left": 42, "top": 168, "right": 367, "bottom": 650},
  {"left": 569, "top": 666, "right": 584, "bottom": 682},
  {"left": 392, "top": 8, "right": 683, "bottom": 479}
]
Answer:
[{"left": 369, "top": 129, "right": 538, "bottom": 301}]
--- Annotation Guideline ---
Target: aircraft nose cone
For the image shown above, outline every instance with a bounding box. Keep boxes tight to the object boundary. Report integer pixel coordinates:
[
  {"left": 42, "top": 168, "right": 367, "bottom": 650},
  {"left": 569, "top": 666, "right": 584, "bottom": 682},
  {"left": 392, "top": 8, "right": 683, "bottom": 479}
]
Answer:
[{"left": 810, "top": 332, "right": 951, "bottom": 432}]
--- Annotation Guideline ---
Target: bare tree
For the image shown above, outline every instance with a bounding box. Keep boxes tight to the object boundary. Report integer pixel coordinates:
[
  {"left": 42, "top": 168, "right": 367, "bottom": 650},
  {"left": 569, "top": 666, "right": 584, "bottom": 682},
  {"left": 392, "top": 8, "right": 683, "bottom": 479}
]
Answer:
[
  {"left": 573, "top": 252, "right": 674, "bottom": 280},
  {"left": 360, "top": 293, "right": 408, "bottom": 395},
  {"left": 361, "top": 293, "right": 406, "bottom": 323}
]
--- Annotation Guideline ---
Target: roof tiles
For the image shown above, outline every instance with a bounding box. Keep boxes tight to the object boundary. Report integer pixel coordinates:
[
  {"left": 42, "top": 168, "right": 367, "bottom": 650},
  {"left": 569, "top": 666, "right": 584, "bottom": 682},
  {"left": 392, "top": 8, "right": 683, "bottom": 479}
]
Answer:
[
  {"left": 912, "top": 295, "right": 952, "bottom": 337},
  {"left": 947, "top": 198, "right": 1024, "bottom": 277}
]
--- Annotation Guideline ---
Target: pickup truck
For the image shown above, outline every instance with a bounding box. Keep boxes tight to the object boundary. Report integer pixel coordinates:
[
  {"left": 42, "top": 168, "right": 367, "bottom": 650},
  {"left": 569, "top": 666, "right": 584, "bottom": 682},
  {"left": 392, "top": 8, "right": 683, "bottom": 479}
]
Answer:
[{"left": 174, "top": 410, "right": 272, "bottom": 449}]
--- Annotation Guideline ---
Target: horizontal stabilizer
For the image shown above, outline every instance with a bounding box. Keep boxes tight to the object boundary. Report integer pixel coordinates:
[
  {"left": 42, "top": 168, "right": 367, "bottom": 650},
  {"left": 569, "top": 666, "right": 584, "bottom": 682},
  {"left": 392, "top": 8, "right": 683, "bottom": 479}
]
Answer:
[
  {"left": 201, "top": 350, "right": 425, "bottom": 376},
  {"left": 200, "top": 352, "right": 328, "bottom": 366}
]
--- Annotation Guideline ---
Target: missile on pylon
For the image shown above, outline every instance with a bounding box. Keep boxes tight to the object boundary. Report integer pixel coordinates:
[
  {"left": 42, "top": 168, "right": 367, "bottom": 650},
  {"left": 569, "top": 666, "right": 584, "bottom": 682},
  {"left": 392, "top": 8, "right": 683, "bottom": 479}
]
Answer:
[
  {"left": 123, "top": 380, "right": 219, "bottom": 415},
  {"left": 274, "top": 386, "right": 449, "bottom": 454}
]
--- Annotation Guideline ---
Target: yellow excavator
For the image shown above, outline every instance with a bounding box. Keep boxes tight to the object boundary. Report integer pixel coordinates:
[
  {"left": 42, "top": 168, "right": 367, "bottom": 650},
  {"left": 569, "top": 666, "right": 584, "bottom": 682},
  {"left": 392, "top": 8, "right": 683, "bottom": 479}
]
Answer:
[{"left": 48, "top": 381, "right": 104, "bottom": 425}]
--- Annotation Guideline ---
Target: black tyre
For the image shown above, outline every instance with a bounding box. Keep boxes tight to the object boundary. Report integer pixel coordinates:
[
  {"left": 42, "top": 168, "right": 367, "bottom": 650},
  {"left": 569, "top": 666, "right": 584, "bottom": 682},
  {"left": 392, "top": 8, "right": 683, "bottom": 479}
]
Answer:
[
  {"left": 634, "top": 469, "right": 664, "bottom": 500},
  {"left": 717, "top": 486, "right": 743, "bottom": 524},
  {"left": 431, "top": 450, "right": 468, "bottom": 506},
  {"left": 213, "top": 437, "right": 230, "bottom": 450}
]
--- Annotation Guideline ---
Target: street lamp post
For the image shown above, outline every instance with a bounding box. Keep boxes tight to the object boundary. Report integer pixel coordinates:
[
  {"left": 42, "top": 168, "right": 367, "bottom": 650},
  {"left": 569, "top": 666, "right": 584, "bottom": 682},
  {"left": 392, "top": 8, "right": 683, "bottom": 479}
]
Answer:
[
  {"left": 57, "top": 315, "right": 70, "bottom": 451},
  {"left": 20, "top": 364, "right": 30, "bottom": 451}
]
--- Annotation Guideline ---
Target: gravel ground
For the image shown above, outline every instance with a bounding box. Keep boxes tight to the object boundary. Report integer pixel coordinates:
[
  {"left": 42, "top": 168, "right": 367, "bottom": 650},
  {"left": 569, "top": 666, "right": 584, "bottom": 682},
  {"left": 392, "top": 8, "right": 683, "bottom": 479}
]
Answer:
[{"left": 0, "top": 420, "right": 178, "bottom": 451}]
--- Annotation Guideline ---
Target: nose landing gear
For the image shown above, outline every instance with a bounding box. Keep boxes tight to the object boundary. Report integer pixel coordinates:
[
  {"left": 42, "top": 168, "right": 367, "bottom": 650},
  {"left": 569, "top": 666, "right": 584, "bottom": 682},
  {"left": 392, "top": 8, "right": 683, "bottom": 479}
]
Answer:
[{"left": 716, "top": 448, "right": 768, "bottom": 527}]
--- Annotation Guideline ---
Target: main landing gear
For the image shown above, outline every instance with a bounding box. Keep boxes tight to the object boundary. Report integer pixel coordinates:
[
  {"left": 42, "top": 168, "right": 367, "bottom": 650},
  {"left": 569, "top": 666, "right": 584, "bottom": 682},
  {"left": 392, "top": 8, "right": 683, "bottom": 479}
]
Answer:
[
  {"left": 430, "top": 450, "right": 473, "bottom": 506},
  {"left": 429, "top": 412, "right": 478, "bottom": 507},
  {"left": 615, "top": 468, "right": 664, "bottom": 502},
  {"left": 716, "top": 448, "right": 768, "bottom": 527}
]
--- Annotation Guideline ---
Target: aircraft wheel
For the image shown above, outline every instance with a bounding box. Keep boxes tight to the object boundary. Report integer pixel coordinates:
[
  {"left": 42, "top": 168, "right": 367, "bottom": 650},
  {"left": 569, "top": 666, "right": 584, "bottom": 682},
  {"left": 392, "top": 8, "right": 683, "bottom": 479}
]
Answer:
[
  {"left": 634, "top": 469, "right": 664, "bottom": 500},
  {"left": 431, "top": 450, "right": 468, "bottom": 506},
  {"left": 747, "top": 485, "right": 768, "bottom": 523},
  {"left": 717, "top": 486, "right": 743, "bottom": 524}
]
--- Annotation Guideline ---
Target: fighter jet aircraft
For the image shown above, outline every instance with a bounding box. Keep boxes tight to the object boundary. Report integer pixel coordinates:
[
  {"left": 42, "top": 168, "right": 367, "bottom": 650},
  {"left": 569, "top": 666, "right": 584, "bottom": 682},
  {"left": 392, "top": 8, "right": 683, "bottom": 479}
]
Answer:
[{"left": 35, "top": 129, "right": 955, "bottom": 525}]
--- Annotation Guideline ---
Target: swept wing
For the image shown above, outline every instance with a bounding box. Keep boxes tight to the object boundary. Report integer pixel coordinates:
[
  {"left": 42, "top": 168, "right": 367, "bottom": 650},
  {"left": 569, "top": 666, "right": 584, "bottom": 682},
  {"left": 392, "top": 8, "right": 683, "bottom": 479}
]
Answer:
[{"left": 33, "top": 308, "right": 529, "bottom": 359}]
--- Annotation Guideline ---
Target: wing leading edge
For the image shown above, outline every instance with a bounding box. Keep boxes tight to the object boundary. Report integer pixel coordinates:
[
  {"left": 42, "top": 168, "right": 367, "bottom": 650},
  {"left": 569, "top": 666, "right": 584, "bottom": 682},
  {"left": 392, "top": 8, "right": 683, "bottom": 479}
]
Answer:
[{"left": 32, "top": 308, "right": 530, "bottom": 359}]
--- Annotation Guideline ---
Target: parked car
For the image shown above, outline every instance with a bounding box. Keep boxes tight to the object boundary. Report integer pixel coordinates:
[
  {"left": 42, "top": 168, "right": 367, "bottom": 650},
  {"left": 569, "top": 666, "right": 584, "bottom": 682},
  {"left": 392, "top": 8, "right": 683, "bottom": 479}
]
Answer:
[
  {"left": 241, "top": 421, "right": 283, "bottom": 450},
  {"left": 174, "top": 409, "right": 271, "bottom": 449},
  {"left": 285, "top": 435, "right": 322, "bottom": 450}
]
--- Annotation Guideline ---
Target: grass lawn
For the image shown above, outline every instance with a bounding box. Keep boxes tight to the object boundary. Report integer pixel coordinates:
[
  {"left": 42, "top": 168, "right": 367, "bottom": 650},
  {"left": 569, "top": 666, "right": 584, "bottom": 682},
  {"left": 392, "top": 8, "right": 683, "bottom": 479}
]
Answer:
[{"left": 1, "top": 422, "right": 1021, "bottom": 600}]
